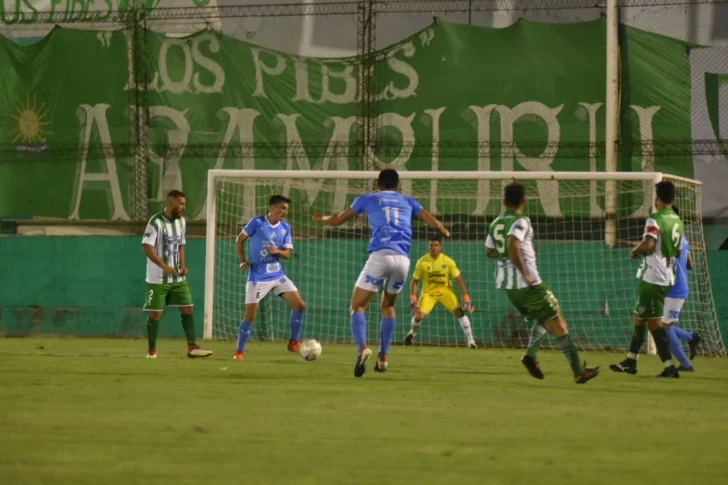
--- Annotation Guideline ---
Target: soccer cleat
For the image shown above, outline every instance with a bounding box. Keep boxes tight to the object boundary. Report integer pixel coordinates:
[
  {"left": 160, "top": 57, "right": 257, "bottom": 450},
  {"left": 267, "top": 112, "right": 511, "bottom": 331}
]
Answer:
[
  {"left": 677, "top": 364, "right": 694, "bottom": 372},
  {"left": 287, "top": 340, "right": 302, "bottom": 353},
  {"left": 521, "top": 354, "right": 545, "bottom": 380},
  {"left": 609, "top": 359, "right": 637, "bottom": 375},
  {"left": 689, "top": 332, "right": 702, "bottom": 360},
  {"left": 145, "top": 349, "right": 157, "bottom": 359},
  {"left": 233, "top": 351, "right": 244, "bottom": 361},
  {"left": 354, "top": 348, "right": 372, "bottom": 378},
  {"left": 575, "top": 362, "right": 600, "bottom": 384},
  {"left": 374, "top": 354, "right": 388, "bottom": 373},
  {"left": 187, "top": 345, "right": 213, "bottom": 359},
  {"left": 468, "top": 342, "right": 477, "bottom": 349},
  {"left": 657, "top": 365, "right": 680, "bottom": 378},
  {"left": 404, "top": 331, "right": 415, "bottom": 346}
]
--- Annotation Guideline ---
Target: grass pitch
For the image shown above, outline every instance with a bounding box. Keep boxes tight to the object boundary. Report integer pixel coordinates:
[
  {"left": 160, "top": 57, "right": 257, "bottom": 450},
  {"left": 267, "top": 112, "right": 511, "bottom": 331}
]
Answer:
[{"left": 2, "top": 338, "right": 728, "bottom": 485}]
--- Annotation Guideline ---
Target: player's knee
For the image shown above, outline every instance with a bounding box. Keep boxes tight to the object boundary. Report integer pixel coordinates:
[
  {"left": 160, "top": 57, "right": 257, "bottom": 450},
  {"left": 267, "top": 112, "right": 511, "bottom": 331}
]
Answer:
[
  {"left": 148, "top": 311, "right": 162, "bottom": 320},
  {"left": 453, "top": 308, "right": 465, "bottom": 318},
  {"left": 180, "top": 307, "right": 193, "bottom": 315},
  {"left": 293, "top": 299, "right": 305, "bottom": 312}
]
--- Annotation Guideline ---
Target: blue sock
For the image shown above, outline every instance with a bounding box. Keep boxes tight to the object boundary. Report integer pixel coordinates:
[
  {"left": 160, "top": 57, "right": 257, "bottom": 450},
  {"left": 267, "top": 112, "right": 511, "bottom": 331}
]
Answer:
[
  {"left": 673, "top": 326, "right": 693, "bottom": 343},
  {"left": 290, "top": 310, "right": 305, "bottom": 341},
  {"left": 350, "top": 312, "right": 368, "bottom": 353},
  {"left": 665, "top": 326, "right": 692, "bottom": 369},
  {"left": 236, "top": 320, "right": 253, "bottom": 353},
  {"left": 380, "top": 317, "right": 397, "bottom": 357}
]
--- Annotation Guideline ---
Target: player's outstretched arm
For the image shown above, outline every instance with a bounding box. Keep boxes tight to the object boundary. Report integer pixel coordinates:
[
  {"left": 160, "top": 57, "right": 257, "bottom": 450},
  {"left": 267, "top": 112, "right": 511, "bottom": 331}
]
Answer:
[
  {"left": 143, "top": 244, "right": 178, "bottom": 276},
  {"left": 507, "top": 236, "right": 534, "bottom": 286},
  {"left": 687, "top": 251, "right": 694, "bottom": 270},
  {"left": 313, "top": 208, "right": 357, "bottom": 226},
  {"left": 236, "top": 233, "right": 250, "bottom": 270},
  {"left": 630, "top": 235, "right": 656, "bottom": 259},
  {"left": 409, "top": 278, "right": 420, "bottom": 311},
  {"left": 417, "top": 209, "right": 450, "bottom": 238}
]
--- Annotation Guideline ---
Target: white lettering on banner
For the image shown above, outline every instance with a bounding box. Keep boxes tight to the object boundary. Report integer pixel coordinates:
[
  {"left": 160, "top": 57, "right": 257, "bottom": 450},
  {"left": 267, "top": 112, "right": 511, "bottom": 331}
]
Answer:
[
  {"left": 252, "top": 48, "right": 287, "bottom": 99},
  {"left": 374, "top": 42, "right": 419, "bottom": 101},
  {"left": 193, "top": 108, "right": 260, "bottom": 221},
  {"left": 123, "top": 33, "right": 225, "bottom": 94},
  {"left": 292, "top": 58, "right": 358, "bottom": 105},
  {"left": 578, "top": 102, "right": 605, "bottom": 218},
  {"left": 71, "top": 104, "right": 130, "bottom": 221},
  {"left": 366, "top": 113, "right": 416, "bottom": 196},
  {"left": 145, "top": 106, "right": 191, "bottom": 204},
  {"left": 423, "top": 107, "right": 446, "bottom": 215},
  {"left": 467, "top": 104, "right": 498, "bottom": 215},
  {"left": 277, "top": 114, "right": 358, "bottom": 214}
]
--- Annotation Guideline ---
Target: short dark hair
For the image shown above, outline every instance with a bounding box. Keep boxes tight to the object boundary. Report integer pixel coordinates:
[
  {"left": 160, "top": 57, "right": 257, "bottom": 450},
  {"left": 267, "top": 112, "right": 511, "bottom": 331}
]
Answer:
[
  {"left": 429, "top": 235, "right": 442, "bottom": 243},
  {"left": 269, "top": 195, "right": 291, "bottom": 206},
  {"left": 167, "top": 190, "right": 186, "bottom": 199},
  {"left": 655, "top": 181, "right": 675, "bottom": 205},
  {"left": 672, "top": 204, "right": 680, "bottom": 216},
  {"left": 504, "top": 182, "right": 525, "bottom": 208},
  {"left": 378, "top": 169, "right": 399, "bottom": 190}
]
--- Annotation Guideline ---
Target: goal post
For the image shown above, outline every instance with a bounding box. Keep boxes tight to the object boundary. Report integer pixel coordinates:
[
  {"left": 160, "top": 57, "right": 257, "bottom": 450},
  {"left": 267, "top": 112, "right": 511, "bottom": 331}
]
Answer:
[{"left": 203, "top": 170, "right": 725, "bottom": 357}]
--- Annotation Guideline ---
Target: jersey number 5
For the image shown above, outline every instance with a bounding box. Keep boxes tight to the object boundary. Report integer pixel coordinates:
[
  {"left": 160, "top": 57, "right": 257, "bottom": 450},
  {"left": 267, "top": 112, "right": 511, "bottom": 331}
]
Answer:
[
  {"left": 493, "top": 224, "right": 506, "bottom": 253},
  {"left": 671, "top": 223, "right": 681, "bottom": 248},
  {"left": 383, "top": 207, "right": 400, "bottom": 224}
]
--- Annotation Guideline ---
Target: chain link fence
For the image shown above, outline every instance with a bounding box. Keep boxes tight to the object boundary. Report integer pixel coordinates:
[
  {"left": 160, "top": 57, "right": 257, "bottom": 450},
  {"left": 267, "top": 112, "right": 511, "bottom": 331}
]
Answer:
[{"left": 0, "top": 0, "right": 726, "bottom": 223}]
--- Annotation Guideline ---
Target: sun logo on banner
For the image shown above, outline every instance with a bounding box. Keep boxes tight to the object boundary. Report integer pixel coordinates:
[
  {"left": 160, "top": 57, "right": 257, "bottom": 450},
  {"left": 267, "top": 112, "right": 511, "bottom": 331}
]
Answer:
[{"left": 10, "top": 93, "right": 52, "bottom": 144}]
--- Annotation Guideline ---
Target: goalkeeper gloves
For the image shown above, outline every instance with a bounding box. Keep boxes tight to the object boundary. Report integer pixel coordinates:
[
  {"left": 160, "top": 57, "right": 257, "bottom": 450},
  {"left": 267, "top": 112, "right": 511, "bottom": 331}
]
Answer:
[
  {"left": 463, "top": 294, "right": 475, "bottom": 313},
  {"left": 410, "top": 295, "right": 419, "bottom": 311}
]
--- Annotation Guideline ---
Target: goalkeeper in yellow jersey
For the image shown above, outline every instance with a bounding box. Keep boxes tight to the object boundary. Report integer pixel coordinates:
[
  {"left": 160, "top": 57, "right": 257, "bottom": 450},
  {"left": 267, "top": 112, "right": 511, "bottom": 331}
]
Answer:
[{"left": 404, "top": 236, "right": 476, "bottom": 348}]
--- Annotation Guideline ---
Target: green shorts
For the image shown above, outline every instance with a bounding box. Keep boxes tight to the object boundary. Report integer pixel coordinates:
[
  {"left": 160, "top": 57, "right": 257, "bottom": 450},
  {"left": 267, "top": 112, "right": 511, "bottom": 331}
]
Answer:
[
  {"left": 633, "top": 281, "right": 670, "bottom": 319},
  {"left": 144, "top": 281, "right": 193, "bottom": 311},
  {"left": 506, "top": 283, "right": 560, "bottom": 325}
]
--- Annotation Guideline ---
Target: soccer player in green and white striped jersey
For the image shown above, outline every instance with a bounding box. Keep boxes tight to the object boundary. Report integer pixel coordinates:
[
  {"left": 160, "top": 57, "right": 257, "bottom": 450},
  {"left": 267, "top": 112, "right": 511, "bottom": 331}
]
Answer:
[
  {"left": 141, "top": 190, "right": 212, "bottom": 359},
  {"left": 610, "top": 181, "right": 683, "bottom": 378},
  {"left": 485, "top": 182, "right": 600, "bottom": 384}
]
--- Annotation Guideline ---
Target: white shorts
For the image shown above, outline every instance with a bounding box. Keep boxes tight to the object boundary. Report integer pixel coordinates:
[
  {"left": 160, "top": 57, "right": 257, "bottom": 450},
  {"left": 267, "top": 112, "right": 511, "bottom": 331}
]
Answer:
[
  {"left": 662, "top": 297, "right": 686, "bottom": 324},
  {"left": 246, "top": 276, "right": 298, "bottom": 304},
  {"left": 355, "top": 251, "right": 411, "bottom": 294}
]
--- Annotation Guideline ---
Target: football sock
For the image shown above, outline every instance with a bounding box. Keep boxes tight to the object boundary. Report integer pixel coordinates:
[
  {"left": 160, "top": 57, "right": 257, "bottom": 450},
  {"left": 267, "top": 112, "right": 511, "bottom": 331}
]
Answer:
[
  {"left": 351, "top": 311, "right": 368, "bottom": 353},
  {"left": 147, "top": 317, "right": 160, "bottom": 351},
  {"left": 180, "top": 313, "right": 196, "bottom": 346},
  {"left": 410, "top": 315, "right": 421, "bottom": 334},
  {"left": 673, "top": 326, "right": 694, "bottom": 342},
  {"left": 379, "top": 317, "right": 396, "bottom": 356},
  {"left": 290, "top": 310, "right": 305, "bottom": 341},
  {"left": 236, "top": 320, "right": 253, "bottom": 353},
  {"left": 665, "top": 326, "right": 692, "bottom": 369},
  {"left": 526, "top": 323, "right": 548, "bottom": 358},
  {"left": 457, "top": 316, "right": 474, "bottom": 343},
  {"left": 650, "top": 327, "right": 675, "bottom": 366},
  {"left": 628, "top": 323, "right": 648, "bottom": 357},
  {"left": 557, "top": 334, "right": 583, "bottom": 377}
]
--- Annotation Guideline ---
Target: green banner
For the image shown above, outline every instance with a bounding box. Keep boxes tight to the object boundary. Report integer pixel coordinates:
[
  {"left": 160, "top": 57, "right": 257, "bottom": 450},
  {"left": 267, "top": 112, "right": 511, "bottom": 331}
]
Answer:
[{"left": 0, "top": 20, "right": 704, "bottom": 220}]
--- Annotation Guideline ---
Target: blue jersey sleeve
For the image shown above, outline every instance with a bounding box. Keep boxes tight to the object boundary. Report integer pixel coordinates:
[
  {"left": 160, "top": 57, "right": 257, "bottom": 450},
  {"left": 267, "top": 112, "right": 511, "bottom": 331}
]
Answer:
[
  {"left": 283, "top": 224, "right": 293, "bottom": 249},
  {"left": 408, "top": 196, "right": 423, "bottom": 217},
  {"left": 242, "top": 217, "right": 260, "bottom": 237},
  {"left": 351, "top": 195, "right": 369, "bottom": 215}
]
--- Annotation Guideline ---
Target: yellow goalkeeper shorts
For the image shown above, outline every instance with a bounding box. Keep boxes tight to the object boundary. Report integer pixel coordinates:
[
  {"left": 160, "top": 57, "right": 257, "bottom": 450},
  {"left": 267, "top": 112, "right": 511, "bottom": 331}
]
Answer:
[{"left": 419, "top": 290, "right": 460, "bottom": 315}]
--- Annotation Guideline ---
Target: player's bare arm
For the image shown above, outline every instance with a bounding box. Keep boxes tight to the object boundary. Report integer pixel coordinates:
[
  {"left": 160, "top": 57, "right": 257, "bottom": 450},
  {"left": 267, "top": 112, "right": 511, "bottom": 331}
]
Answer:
[
  {"left": 486, "top": 248, "right": 499, "bottom": 259},
  {"left": 687, "top": 252, "right": 694, "bottom": 270},
  {"left": 454, "top": 274, "right": 474, "bottom": 312},
  {"left": 236, "top": 232, "right": 250, "bottom": 270},
  {"left": 417, "top": 209, "right": 450, "bottom": 238},
  {"left": 267, "top": 246, "right": 292, "bottom": 260},
  {"left": 507, "top": 235, "right": 534, "bottom": 286},
  {"left": 631, "top": 234, "right": 656, "bottom": 259},
  {"left": 409, "top": 278, "right": 420, "bottom": 311},
  {"left": 313, "top": 208, "right": 356, "bottom": 226},
  {"left": 142, "top": 244, "right": 178, "bottom": 276},
  {"left": 179, "top": 245, "right": 188, "bottom": 275}
]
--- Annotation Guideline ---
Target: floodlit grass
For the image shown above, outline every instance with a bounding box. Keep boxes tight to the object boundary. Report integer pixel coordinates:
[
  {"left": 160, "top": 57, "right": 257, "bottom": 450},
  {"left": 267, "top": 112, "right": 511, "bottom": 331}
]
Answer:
[{"left": 2, "top": 338, "right": 728, "bottom": 485}]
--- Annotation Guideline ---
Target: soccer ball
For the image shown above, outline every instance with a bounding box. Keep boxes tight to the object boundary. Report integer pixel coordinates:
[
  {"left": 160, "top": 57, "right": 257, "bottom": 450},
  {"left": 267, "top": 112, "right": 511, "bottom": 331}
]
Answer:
[{"left": 299, "top": 339, "right": 323, "bottom": 361}]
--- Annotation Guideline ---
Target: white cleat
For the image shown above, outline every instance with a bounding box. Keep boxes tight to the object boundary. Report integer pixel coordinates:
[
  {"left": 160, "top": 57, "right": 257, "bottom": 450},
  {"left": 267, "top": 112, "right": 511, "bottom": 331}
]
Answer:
[
  {"left": 145, "top": 353, "right": 157, "bottom": 359},
  {"left": 468, "top": 342, "right": 477, "bottom": 349}
]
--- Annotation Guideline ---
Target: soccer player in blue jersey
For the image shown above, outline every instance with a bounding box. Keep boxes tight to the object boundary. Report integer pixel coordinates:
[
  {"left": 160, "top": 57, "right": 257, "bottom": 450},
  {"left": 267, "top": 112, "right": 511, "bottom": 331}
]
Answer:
[
  {"left": 314, "top": 169, "right": 450, "bottom": 377},
  {"left": 233, "top": 195, "right": 306, "bottom": 361},
  {"left": 662, "top": 205, "right": 701, "bottom": 370}
]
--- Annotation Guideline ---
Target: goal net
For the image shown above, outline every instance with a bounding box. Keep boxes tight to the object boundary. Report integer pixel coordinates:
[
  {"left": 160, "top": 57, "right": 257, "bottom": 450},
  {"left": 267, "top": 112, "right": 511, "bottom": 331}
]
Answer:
[{"left": 203, "top": 170, "right": 725, "bottom": 356}]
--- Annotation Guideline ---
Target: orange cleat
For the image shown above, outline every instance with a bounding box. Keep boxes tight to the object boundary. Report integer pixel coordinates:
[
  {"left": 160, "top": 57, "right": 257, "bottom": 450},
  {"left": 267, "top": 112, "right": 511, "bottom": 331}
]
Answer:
[
  {"left": 287, "top": 340, "right": 301, "bottom": 353},
  {"left": 233, "top": 351, "right": 244, "bottom": 361}
]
